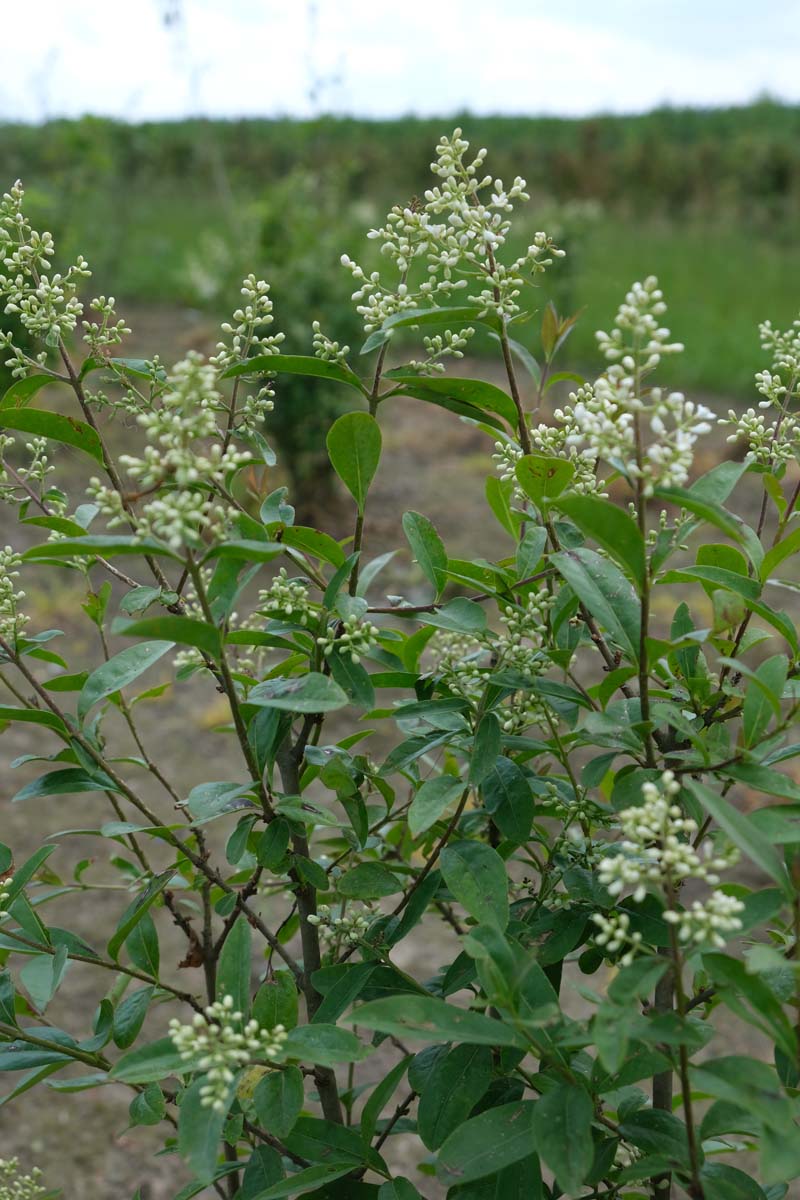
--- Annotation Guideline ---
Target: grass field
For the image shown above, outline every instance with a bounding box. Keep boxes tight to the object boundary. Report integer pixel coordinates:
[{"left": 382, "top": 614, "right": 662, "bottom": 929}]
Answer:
[{"left": 3, "top": 102, "right": 800, "bottom": 396}]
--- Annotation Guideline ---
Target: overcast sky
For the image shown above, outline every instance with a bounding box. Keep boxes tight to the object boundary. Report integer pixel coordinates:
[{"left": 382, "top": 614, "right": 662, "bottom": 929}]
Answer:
[{"left": 2, "top": 0, "right": 799, "bottom": 122}]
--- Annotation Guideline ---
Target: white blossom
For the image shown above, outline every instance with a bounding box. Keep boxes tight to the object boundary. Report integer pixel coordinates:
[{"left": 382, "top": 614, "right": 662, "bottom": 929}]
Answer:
[
  {"left": 663, "top": 889, "right": 744, "bottom": 949},
  {"left": 0, "top": 548, "right": 27, "bottom": 642},
  {"left": 553, "top": 280, "right": 713, "bottom": 495},
  {"left": 308, "top": 902, "right": 373, "bottom": 945},
  {"left": 0, "top": 875, "right": 13, "bottom": 919},
  {"left": 591, "top": 911, "right": 643, "bottom": 967},
  {"left": 311, "top": 320, "right": 350, "bottom": 364},
  {"left": 258, "top": 568, "right": 315, "bottom": 626},
  {"left": 0, "top": 1158, "right": 46, "bottom": 1200},
  {"left": 341, "top": 129, "right": 563, "bottom": 334},
  {"left": 89, "top": 352, "right": 251, "bottom": 551},
  {"left": 169, "top": 994, "right": 287, "bottom": 1113},
  {"left": 318, "top": 613, "right": 380, "bottom": 664}
]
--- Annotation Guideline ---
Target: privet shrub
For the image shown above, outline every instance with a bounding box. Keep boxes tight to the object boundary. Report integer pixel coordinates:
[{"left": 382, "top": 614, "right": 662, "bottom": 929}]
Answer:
[{"left": 0, "top": 130, "right": 798, "bottom": 1200}]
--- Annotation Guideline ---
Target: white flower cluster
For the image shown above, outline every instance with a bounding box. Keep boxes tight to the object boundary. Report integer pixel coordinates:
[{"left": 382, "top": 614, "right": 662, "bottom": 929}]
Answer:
[
  {"left": 426, "top": 630, "right": 487, "bottom": 700},
  {"left": 90, "top": 352, "right": 250, "bottom": 550},
  {"left": 0, "top": 875, "right": 13, "bottom": 918},
  {"left": 591, "top": 911, "right": 643, "bottom": 967},
  {"left": 169, "top": 995, "right": 287, "bottom": 1113},
  {"left": 308, "top": 902, "right": 373, "bottom": 944},
  {"left": 0, "top": 548, "right": 27, "bottom": 643},
  {"left": 595, "top": 277, "right": 684, "bottom": 366},
  {"left": 720, "top": 316, "right": 800, "bottom": 466},
  {"left": 554, "top": 279, "right": 713, "bottom": 495},
  {"left": 425, "top": 596, "right": 557, "bottom": 732},
  {"left": 0, "top": 181, "right": 90, "bottom": 357},
  {"left": 318, "top": 614, "right": 380, "bottom": 664},
  {"left": 0, "top": 1158, "right": 46, "bottom": 1200},
  {"left": 82, "top": 294, "right": 131, "bottom": 356},
  {"left": 497, "top": 590, "right": 553, "bottom": 673},
  {"left": 209, "top": 275, "right": 283, "bottom": 429},
  {"left": 539, "top": 780, "right": 599, "bottom": 826},
  {"left": 258, "top": 569, "right": 315, "bottom": 626},
  {"left": 720, "top": 405, "right": 800, "bottom": 466},
  {"left": 0, "top": 434, "right": 59, "bottom": 512},
  {"left": 341, "top": 128, "right": 563, "bottom": 334},
  {"left": 311, "top": 320, "right": 350, "bottom": 364},
  {"left": 408, "top": 326, "right": 475, "bottom": 375},
  {"left": 596, "top": 771, "right": 743, "bottom": 951},
  {"left": 663, "top": 890, "right": 744, "bottom": 949}
]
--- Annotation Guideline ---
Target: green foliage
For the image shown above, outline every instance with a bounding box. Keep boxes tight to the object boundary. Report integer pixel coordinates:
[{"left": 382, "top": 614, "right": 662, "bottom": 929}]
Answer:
[{"left": 1, "top": 123, "right": 800, "bottom": 1200}]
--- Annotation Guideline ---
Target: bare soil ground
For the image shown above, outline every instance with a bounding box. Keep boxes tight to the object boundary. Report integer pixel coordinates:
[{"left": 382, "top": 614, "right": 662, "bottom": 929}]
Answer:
[{"left": 0, "top": 306, "right": 796, "bottom": 1197}]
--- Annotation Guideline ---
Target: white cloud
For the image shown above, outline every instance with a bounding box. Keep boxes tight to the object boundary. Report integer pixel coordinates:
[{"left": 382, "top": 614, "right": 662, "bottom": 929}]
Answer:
[{"left": 0, "top": 0, "right": 798, "bottom": 121}]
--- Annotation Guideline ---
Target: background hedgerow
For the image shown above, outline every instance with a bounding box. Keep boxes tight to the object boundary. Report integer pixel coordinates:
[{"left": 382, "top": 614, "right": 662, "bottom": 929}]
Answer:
[{"left": 0, "top": 125, "right": 799, "bottom": 1200}]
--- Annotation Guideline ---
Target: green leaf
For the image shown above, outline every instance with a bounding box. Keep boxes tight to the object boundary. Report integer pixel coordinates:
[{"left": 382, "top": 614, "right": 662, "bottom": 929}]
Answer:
[
  {"left": 19, "top": 947, "right": 68, "bottom": 1011},
  {"left": 185, "top": 780, "right": 255, "bottom": 822},
  {"left": 360, "top": 1054, "right": 411, "bottom": 1146},
  {"left": 216, "top": 916, "right": 251, "bottom": 1015},
  {"left": 378, "top": 1179, "right": 423, "bottom": 1200},
  {"left": 0, "top": 408, "right": 104, "bottom": 463},
  {"left": 254, "top": 972, "right": 299, "bottom": 1032},
  {"left": 515, "top": 455, "right": 574, "bottom": 508},
  {"left": 113, "top": 615, "right": 221, "bottom": 659},
  {"left": 238, "top": 1147, "right": 283, "bottom": 1198},
  {"left": 402, "top": 511, "right": 447, "bottom": 596},
  {"left": 282, "top": 1023, "right": 371, "bottom": 1067},
  {"left": 469, "top": 714, "right": 502, "bottom": 786},
  {"left": 0, "top": 705, "right": 68, "bottom": 736},
  {"left": 78, "top": 639, "right": 174, "bottom": 721},
  {"left": 223, "top": 353, "right": 366, "bottom": 394},
  {"left": 742, "top": 653, "right": 788, "bottom": 746},
  {"left": 338, "top": 862, "right": 402, "bottom": 899},
  {"left": 659, "top": 565, "right": 761, "bottom": 601},
  {"left": 763, "top": 526, "right": 800, "bottom": 581},
  {"left": 178, "top": 1072, "right": 236, "bottom": 1183},
  {"left": 421, "top": 598, "right": 488, "bottom": 634},
  {"left": 551, "top": 547, "right": 640, "bottom": 660},
  {"left": 247, "top": 1163, "right": 353, "bottom": 1198},
  {"left": 532, "top": 1083, "right": 593, "bottom": 1195},
  {"left": 700, "top": 1163, "right": 768, "bottom": 1200},
  {"left": 23, "top": 535, "right": 181, "bottom": 561},
  {"left": 12, "top": 766, "right": 121, "bottom": 802},
  {"left": 328, "top": 650, "right": 375, "bottom": 710},
  {"left": 350, "top": 994, "right": 524, "bottom": 1048},
  {"left": 436, "top": 1101, "right": 537, "bottom": 1186},
  {"left": 110, "top": 1036, "right": 188, "bottom": 1083},
  {"left": 555, "top": 494, "right": 645, "bottom": 590},
  {"left": 380, "top": 305, "right": 493, "bottom": 335},
  {"left": 417, "top": 1044, "right": 492, "bottom": 1150},
  {"left": 326, "top": 411, "right": 382, "bottom": 513},
  {"left": 481, "top": 757, "right": 534, "bottom": 845},
  {"left": 248, "top": 673, "right": 349, "bottom": 713},
  {"left": 108, "top": 870, "right": 172, "bottom": 961},
  {"left": 391, "top": 374, "right": 517, "bottom": 428},
  {"left": 485, "top": 476, "right": 518, "bottom": 537},
  {"left": 253, "top": 1065, "right": 304, "bottom": 1139},
  {"left": 202, "top": 539, "right": 283, "bottom": 565},
  {"left": 409, "top": 776, "right": 464, "bottom": 838},
  {"left": 686, "top": 779, "right": 790, "bottom": 896},
  {"left": 113, "top": 986, "right": 154, "bottom": 1049},
  {"left": 127, "top": 912, "right": 160, "bottom": 977},
  {"left": 0, "top": 374, "right": 59, "bottom": 410},
  {"left": 440, "top": 841, "right": 509, "bottom": 930},
  {"left": 129, "top": 1081, "right": 166, "bottom": 1127}
]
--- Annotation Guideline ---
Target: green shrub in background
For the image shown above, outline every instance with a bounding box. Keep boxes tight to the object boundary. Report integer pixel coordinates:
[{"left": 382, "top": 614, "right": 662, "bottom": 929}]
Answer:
[{"left": 0, "top": 130, "right": 799, "bottom": 1200}]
